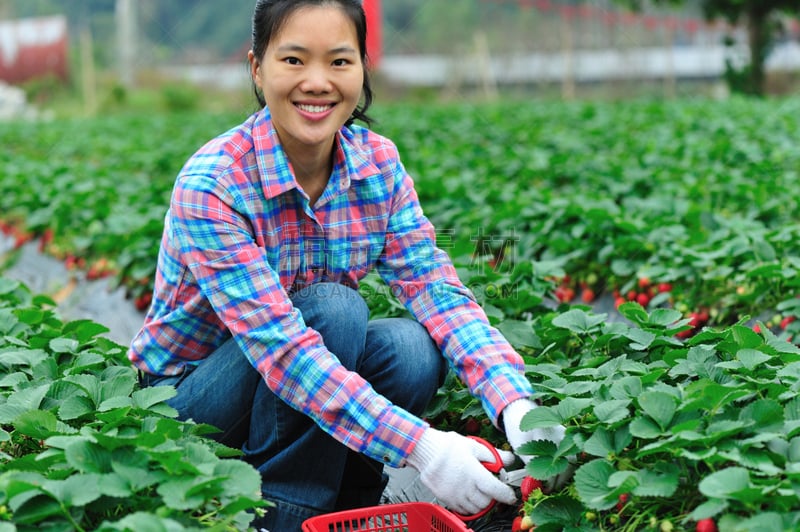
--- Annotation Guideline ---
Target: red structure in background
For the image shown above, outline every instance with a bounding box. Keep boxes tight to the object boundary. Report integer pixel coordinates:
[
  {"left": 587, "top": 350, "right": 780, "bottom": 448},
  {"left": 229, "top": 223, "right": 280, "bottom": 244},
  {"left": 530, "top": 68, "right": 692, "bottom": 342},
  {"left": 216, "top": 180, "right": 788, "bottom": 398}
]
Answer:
[
  {"left": 0, "top": 16, "right": 69, "bottom": 85},
  {"left": 363, "top": 0, "right": 382, "bottom": 70}
]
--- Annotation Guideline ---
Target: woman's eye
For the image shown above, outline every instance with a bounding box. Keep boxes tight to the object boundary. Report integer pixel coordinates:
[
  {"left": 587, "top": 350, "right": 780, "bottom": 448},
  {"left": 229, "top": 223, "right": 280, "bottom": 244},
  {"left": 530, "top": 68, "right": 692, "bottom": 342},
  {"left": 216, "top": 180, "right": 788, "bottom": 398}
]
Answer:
[
  {"left": 284, "top": 57, "right": 302, "bottom": 65},
  {"left": 332, "top": 58, "right": 350, "bottom": 67}
]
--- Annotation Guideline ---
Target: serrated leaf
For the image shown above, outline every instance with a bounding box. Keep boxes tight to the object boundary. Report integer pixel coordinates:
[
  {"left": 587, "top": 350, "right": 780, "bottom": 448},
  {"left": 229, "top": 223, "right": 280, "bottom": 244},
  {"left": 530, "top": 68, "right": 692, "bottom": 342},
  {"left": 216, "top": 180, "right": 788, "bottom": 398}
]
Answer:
[
  {"left": 739, "top": 398, "right": 783, "bottom": 430},
  {"left": 698, "top": 467, "right": 750, "bottom": 499},
  {"left": 8, "top": 494, "right": 63, "bottom": 525},
  {"left": 13, "top": 409, "right": 59, "bottom": 439},
  {"left": 520, "top": 405, "right": 561, "bottom": 431},
  {"left": 574, "top": 459, "right": 635, "bottom": 511},
  {"left": 552, "top": 309, "right": 606, "bottom": 333},
  {"left": 0, "top": 348, "right": 48, "bottom": 369},
  {"left": 529, "top": 494, "right": 584, "bottom": 526},
  {"left": 593, "top": 399, "right": 631, "bottom": 424},
  {"left": 496, "top": 319, "right": 541, "bottom": 349},
  {"left": 59, "top": 395, "right": 95, "bottom": 421},
  {"left": 49, "top": 337, "right": 79, "bottom": 354},
  {"left": 555, "top": 397, "right": 594, "bottom": 420},
  {"left": 689, "top": 498, "right": 729, "bottom": 520},
  {"left": 45, "top": 474, "right": 102, "bottom": 506},
  {"left": 65, "top": 438, "right": 113, "bottom": 474},
  {"left": 525, "top": 454, "right": 571, "bottom": 481},
  {"left": 638, "top": 391, "right": 676, "bottom": 431},
  {"left": 583, "top": 427, "right": 631, "bottom": 458},
  {"left": 0, "top": 383, "right": 50, "bottom": 423},
  {"left": 731, "top": 512, "right": 786, "bottom": 532},
  {"left": 629, "top": 416, "right": 663, "bottom": 438},
  {"left": 736, "top": 348, "right": 772, "bottom": 371},
  {"left": 631, "top": 463, "right": 679, "bottom": 497},
  {"left": 132, "top": 385, "right": 177, "bottom": 410},
  {"left": 648, "top": 308, "right": 684, "bottom": 327}
]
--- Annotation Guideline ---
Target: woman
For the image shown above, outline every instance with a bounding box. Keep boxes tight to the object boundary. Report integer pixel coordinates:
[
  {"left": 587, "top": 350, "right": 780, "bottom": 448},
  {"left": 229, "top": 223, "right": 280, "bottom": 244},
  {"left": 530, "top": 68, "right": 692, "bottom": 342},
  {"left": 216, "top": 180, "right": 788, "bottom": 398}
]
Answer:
[{"left": 128, "top": 1, "right": 565, "bottom": 529}]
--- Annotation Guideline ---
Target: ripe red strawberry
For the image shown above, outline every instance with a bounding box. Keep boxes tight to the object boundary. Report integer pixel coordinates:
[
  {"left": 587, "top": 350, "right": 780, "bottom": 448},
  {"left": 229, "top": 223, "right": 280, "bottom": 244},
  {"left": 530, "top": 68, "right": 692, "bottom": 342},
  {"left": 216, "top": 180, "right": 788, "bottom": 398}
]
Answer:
[
  {"left": 511, "top": 516, "right": 523, "bottom": 532},
  {"left": 464, "top": 417, "right": 481, "bottom": 435},
  {"left": 581, "top": 287, "right": 596, "bottom": 303},
  {"left": 134, "top": 292, "right": 153, "bottom": 312},
  {"left": 657, "top": 282, "right": 673, "bottom": 293},
  {"left": 616, "top": 493, "right": 629, "bottom": 512},
  {"left": 614, "top": 296, "right": 626, "bottom": 309},
  {"left": 695, "top": 518, "right": 717, "bottom": 532},
  {"left": 638, "top": 277, "right": 651, "bottom": 289},
  {"left": 781, "top": 316, "right": 796, "bottom": 329},
  {"left": 636, "top": 292, "right": 651, "bottom": 307},
  {"left": 555, "top": 285, "right": 575, "bottom": 303},
  {"left": 520, "top": 475, "right": 543, "bottom": 502}
]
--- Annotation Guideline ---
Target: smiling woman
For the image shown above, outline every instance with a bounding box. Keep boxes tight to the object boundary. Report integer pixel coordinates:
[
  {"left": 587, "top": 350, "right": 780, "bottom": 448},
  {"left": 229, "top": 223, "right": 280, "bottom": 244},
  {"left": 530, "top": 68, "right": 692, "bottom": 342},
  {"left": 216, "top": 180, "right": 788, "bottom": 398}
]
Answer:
[{"left": 127, "top": 0, "right": 564, "bottom": 530}]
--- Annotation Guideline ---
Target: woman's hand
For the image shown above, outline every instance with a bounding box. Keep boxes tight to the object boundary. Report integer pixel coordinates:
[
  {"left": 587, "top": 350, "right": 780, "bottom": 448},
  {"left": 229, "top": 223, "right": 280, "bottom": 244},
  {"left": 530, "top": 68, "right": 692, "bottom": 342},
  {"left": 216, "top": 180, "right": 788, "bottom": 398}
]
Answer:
[{"left": 406, "top": 428, "right": 517, "bottom": 516}]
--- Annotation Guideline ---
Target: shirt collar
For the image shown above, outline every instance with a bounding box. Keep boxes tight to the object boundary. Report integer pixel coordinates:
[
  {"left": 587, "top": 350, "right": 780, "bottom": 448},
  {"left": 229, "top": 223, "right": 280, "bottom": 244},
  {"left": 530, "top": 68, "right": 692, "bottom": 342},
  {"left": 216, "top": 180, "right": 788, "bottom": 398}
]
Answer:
[{"left": 252, "top": 107, "right": 381, "bottom": 200}]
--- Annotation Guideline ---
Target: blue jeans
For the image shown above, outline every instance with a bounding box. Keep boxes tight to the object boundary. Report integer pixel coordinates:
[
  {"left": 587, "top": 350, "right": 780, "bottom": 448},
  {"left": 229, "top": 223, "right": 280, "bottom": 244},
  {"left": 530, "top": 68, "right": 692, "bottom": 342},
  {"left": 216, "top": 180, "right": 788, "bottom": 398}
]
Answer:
[{"left": 141, "top": 283, "right": 447, "bottom": 531}]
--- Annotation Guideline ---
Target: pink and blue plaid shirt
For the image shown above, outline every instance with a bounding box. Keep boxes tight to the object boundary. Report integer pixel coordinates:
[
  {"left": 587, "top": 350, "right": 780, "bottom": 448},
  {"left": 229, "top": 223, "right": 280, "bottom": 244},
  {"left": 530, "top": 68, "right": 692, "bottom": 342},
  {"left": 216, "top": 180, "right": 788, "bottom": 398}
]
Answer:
[{"left": 128, "top": 107, "right": 533, "bottom": 466}]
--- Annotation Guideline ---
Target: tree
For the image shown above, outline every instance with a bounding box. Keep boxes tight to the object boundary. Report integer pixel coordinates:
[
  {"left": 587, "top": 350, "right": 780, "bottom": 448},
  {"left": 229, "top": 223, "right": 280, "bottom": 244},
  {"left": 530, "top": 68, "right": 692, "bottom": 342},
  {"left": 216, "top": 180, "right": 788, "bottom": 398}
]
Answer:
[{"left": 621, "top": 0, "right": 800, "bottom": 96}]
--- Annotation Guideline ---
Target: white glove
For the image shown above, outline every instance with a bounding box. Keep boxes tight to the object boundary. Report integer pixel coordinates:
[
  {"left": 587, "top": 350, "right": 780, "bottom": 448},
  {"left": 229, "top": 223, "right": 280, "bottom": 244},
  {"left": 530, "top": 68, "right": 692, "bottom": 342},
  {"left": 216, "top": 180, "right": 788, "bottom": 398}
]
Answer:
[
  {"left": 503, "top": 398, "right": 572, "bottom": 491},
  {"left": 406, "top": 428, "right": 517, "bottom": 516},
  {"left": 503, "top": 398, "right": 565, "bottom": 462}
]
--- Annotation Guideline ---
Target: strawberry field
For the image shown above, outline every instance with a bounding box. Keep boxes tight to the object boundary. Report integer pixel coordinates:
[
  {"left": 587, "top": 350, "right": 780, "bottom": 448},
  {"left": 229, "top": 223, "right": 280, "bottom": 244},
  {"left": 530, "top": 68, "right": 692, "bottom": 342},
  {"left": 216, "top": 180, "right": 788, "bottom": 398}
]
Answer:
[{"left": 2, "top": 95, "right": 800, "bottom": 531}]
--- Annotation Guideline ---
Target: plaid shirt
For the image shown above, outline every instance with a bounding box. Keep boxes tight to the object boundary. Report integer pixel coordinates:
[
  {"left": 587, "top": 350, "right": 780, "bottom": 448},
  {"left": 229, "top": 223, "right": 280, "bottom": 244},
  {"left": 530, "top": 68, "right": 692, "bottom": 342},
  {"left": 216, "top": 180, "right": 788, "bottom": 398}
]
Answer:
[{"left": 128, "top": 108, "right": 533, "bottom": 466}]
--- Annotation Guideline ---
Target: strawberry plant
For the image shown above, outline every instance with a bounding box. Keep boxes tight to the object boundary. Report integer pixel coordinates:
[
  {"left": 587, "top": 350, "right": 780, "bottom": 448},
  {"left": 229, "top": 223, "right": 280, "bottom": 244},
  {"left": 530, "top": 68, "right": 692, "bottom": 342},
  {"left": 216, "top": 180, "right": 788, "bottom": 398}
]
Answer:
[
  {"left": 509, "top": 301, "right": 800, "bottom": 531},
  {"left": 0, "top": 276, "right": 267, "bottom": 529}
]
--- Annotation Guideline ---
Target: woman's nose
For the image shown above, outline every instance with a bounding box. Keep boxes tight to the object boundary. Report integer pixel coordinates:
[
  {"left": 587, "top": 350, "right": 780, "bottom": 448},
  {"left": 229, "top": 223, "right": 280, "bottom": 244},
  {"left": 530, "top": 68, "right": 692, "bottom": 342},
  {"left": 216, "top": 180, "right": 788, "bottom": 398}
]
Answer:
[{"left": 300, "top": 63, "right": 333, "bottom": 93}]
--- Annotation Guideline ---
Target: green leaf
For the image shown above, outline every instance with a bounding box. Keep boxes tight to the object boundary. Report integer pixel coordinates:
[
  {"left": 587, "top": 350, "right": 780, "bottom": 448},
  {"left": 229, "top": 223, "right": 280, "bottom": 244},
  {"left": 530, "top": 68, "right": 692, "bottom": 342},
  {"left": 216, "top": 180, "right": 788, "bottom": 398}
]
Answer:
[
  {"left": 736, "top": 348, "right": 772, "bottom": 371},
  {"left": 520, "top": 405, "right": 562, "bottom": 430},
  {"left": 689, "top": 499, "right": 729, "bottom": 521},
  {"left": 631, "top": 462, "right": 679, "bottom": 497},
  {"left": 638, "top": 391, "right": 677, "bottom": 431},
  {"left": 525, "top": 454, "right": 572, "bottom": 481},
  {"left": 62, "top": 319, "right": 110, "bottom": 344},
  {"left": 629, "top": 416, "right": 663, "bottom": 439},
  {"left": 45, "top": 474, "right": 102, "bottom": 507},
  {"left": 698, "top": 467, "right": 751, "bottom": 499},
  {"left": 551, "top": 309, "right": 606, "bottom": 333},
  {"left": 49, "top": 337, "right": 79, "bottom": 354},
  {"left": 13, "top": 409, "right": 63, "bottom": 439},
  {"left": 593, "top": 399, "right": 631, "bottom": 424},
  {"left": 583, "top": 427, "right": 631, "bottom": 458},
  {"left": 0, "top": 383, "right": 50, "bottom": 423},
  {"left": 574, "top": 459, "right": 635, "bottom": 511},
  {"left": 64, "top": 438, "right": 113, "bottom": 474},
  {"left": 100, "top": 512, "right": 185, "bottom": 531},
  {"left": 132, "top": 385, "right": 177, "bottom": 410},
  {"left": 734, "top": 513, "right": 786, "bottom": 532},
  {"left": 496, "top": 319, "right": 541, "bottom": 349},
  {"left": 59, "top": 395, "right": 96, "bottom": 421},
  {"left": 648, "top": 308, "right": 684, "bottom": 327},
  {"left": 617, "top": 302, "right": 649, "bottom": 324},
  {"left": 8, "top": 494, "right": 63, "bottom": 525},
  {"left": 529, "top": 494, "right": 584, "bottom": 526},
  {"left": 0, "top": 348, "right": 48, "bottom": 369},
  {"left": 740, "top": 399, "right": 784, "bottom": 431}
]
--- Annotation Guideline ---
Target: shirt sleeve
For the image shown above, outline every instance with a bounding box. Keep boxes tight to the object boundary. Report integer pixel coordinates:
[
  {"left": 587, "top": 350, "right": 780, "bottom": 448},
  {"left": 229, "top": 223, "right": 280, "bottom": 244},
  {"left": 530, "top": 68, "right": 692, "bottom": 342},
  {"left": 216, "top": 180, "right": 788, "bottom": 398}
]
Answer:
[
  {"left": 375, "top": 159, "right": 534, "bottom": 426},
  {"left": 169, "top": 172, "right": 426, "bottom": 466}
]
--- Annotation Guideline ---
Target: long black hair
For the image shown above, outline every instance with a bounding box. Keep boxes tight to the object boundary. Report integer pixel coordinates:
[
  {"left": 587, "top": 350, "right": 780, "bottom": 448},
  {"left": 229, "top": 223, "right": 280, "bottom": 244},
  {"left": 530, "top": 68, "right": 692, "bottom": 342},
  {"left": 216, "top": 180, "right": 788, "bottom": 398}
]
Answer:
[{"left": 251, "top": 0, "right": 374, "bottom": 126}]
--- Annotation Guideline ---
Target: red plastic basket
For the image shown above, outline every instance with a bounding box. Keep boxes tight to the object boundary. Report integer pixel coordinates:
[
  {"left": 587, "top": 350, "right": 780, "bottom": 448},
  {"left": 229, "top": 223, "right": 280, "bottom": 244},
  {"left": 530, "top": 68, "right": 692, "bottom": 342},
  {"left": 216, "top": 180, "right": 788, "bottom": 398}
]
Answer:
[{"left": 301, "top": 502, "right": 471, "bottom": 532}]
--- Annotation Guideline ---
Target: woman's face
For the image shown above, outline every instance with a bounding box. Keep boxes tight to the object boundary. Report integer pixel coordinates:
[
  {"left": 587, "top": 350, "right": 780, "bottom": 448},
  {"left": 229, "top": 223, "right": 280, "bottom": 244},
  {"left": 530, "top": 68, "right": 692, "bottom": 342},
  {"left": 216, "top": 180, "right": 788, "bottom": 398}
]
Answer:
[{"left": 249, "top": 5, "right": 364, "bottom": 156}]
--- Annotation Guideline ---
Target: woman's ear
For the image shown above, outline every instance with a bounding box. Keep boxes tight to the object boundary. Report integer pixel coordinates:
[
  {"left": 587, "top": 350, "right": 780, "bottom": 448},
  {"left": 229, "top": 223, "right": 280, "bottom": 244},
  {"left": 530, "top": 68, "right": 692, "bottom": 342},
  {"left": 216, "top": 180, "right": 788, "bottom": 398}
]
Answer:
[{"left": 248, "top": 50, "right": 262, "bottom": 90}]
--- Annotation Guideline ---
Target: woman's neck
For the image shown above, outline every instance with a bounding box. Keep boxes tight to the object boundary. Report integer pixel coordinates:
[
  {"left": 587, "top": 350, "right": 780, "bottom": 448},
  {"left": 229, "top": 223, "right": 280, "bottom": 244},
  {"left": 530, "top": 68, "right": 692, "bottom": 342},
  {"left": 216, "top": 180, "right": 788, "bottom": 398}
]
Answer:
[{"left": 285, "top": 140, "right": 335, "bottom": 206}]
